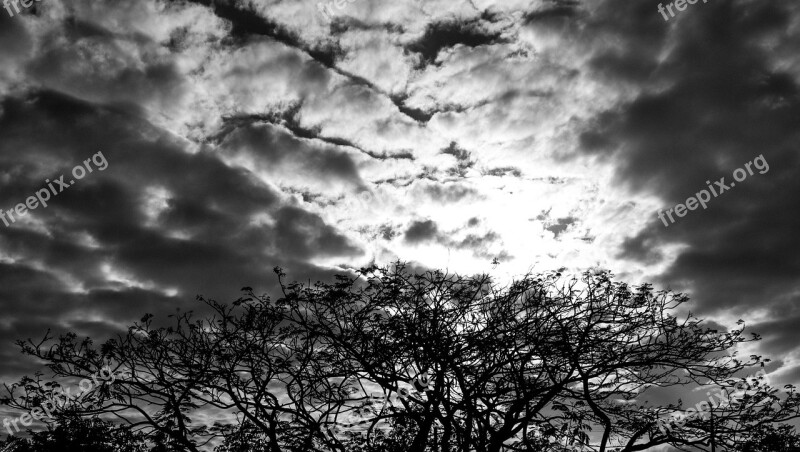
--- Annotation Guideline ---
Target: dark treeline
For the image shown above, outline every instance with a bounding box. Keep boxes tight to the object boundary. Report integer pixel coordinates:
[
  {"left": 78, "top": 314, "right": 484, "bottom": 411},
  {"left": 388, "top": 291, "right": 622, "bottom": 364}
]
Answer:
[{"left": 2, "top": 264, "right": 799, "bottom": 451}]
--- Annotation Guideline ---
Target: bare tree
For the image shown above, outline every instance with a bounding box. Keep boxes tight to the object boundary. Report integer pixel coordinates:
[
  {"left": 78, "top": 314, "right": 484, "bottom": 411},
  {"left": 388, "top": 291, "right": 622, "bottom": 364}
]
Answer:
[{"left": 4, "top": 263, "right": 799, "bottom": 451}]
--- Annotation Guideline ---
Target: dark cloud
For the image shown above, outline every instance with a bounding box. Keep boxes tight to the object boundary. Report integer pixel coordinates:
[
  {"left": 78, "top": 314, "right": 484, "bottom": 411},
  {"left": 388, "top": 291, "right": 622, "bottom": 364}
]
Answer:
[
  {"left": 0, "top": 90, "right": 363, "bottom": 383},
  {"left": 422, "top": 183, "right": 479, "bottom": 204},
  {"left": 404, "top": 219, "right": 439, "bottom": 244},
  {"left": 573, "top": 1, "right": 800, "bottom": 328},
  {"left": 545, "top": 217, "right": 576, "bottom": 238},
  {"left": 184, "top": 0, "right": 343, "bottom": 66},
  {"left": 406, "top": 17, "right": 508, "bottom": 67},
  {"left": 388, "top": 93, "right": 437, "bottom": 123},
  {"left": 523, "top": 0, "right": 582, "bottom": 26},
  {"left": 273, "top": 205, "right": 363, "bottom": 259},
  {"left": 23, "top": 25, "right": 186, "bottom": 111},
  {"left": 0, "top": 8, "right": 33, "bottom": 66},
  {"left": 583, "top": 0, "right": 671, "bottom": 83},
  {"left": 401, "top": 217, "right": 503, "bottom": 260},
  {"left": 441, "top": 141, "right": 471, "bottom": 161},
  {"left": 218, "top": 122, "right": 364, "bottom": 186},
  {"left": 753, "top": 308, "right": 800, "bottom": 356},
  {"left": 440, "top": 141, "right": 475, "bottom": 177},
  {"left": 220, "top": 106, "right": 370, "bottom": 156},
  {"left": 484, "top": 167, "right": 522, "bottom": 177},
  {"left": 455, "top": 231, "right": 499, "bottom": 250}
]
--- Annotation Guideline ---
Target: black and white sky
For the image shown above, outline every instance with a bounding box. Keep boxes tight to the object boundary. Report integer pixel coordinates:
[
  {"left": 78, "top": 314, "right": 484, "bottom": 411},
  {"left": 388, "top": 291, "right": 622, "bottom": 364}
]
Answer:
[{"left": 0, "top": 0, "right": 799, "bottom": 394}]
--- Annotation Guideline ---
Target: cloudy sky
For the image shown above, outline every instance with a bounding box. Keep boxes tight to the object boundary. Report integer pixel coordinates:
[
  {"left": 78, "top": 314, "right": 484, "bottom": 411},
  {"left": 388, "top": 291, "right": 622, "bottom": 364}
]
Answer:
[{"left": 0, "top": 0, "right": 798, "bottom": 396}]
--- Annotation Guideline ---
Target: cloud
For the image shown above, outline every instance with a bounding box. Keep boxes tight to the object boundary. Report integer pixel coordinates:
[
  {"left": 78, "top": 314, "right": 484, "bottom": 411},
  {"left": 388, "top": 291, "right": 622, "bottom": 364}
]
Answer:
[
  {"left": 404, "top": 219, "right": 440, "bottom": 244},
  {"left": 545, "top": 217, "right": 577, "bottom": 238},
  {"left": 573, "top": 0, "right": 800, "bottom": 320},
  {"left": 406, "top": 16, "right": 509, "bottom": 67},
  {"left": 0, "top": 89, "right": 362, "bottom": 383},
  {"left": 217, "top": 121, "right": 365, "bottom": 188}
]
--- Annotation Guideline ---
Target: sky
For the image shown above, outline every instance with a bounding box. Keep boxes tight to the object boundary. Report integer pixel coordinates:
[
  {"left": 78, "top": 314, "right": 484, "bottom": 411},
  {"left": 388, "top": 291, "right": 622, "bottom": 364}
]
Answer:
[{"left": 0, "top": 0, "right": 799, "bottom": 409}]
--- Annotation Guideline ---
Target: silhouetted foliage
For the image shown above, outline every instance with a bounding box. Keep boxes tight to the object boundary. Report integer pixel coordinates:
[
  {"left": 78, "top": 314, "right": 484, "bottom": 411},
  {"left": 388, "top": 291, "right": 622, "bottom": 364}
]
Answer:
[
  {"left": 5, "top": 263, "right": 800, "bottom": 451},
  {"left": 0, "top": 416, "right": 147, "bottom": 452},
  {"left": 740, "top": 423, "right": 800, "bottom": 452},
  {"left": 214, "top": 421, "right": 271, "bottom": 452}
]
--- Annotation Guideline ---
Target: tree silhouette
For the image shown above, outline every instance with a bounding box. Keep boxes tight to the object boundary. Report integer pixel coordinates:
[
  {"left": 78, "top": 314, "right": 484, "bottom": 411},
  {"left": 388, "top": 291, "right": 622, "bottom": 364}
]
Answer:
[
  {"left": 740, "top": 424, "right": 800, "bottom": 452},
  {"left": 0, "top": 416, "right": 148, "bottom": 452},
  {"left": 4, "top": 264, "right": 800, "bottom": 451},
  {"left": 214, "top": 421, "right": 271, "bottom": 452}
]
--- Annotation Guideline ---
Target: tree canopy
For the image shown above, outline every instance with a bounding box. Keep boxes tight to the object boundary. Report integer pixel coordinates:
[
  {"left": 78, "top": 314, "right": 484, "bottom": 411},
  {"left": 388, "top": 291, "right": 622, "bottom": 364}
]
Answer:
[{"left": 3, "top": 264, "right": 799, "bottom": 451}]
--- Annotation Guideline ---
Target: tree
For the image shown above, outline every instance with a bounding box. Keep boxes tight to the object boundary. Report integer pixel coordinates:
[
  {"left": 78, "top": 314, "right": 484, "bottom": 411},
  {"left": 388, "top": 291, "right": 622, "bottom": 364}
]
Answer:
[
  {"left": 4, "top": 263, "right": 800, "bottom": 451},
  {"left": 214, "top": 421, "right": 271, "bottom": 452},
  {"left": 0, "top": 416, "right": 148, "bottom": 452},
  {"left": 739, "top": 423, "right": 800, "bottom": 452}
]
